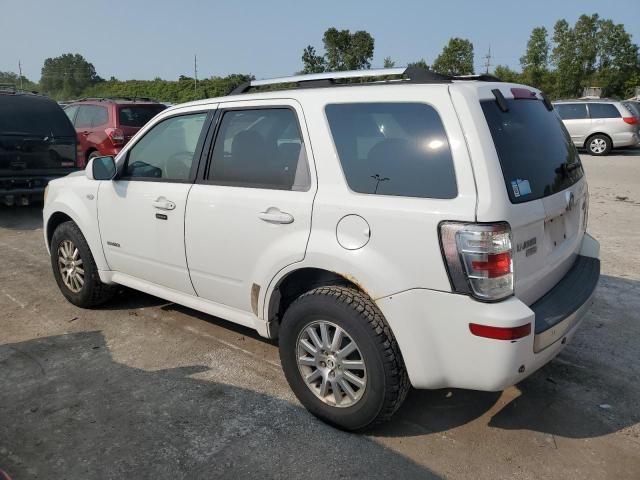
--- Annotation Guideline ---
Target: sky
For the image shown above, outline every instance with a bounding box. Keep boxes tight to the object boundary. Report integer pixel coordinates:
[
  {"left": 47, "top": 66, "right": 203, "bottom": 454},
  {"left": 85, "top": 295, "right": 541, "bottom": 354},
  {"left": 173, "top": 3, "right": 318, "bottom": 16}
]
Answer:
[{"left": 1, "top": 0, "right": 639, "bottom": 82}]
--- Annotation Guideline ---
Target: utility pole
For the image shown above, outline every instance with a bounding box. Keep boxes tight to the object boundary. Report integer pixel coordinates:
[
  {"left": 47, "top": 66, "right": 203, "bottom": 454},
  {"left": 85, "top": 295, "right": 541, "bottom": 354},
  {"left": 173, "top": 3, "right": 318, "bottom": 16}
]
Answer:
[
  {"left": 18, "top": 60, "right": 23, "bottom": 89},
  {"left": 194, "top": 54, "right": 198, "bottom": 97},
  {"left": 483, "top": 46, "right": 492, "bottom": 74}
]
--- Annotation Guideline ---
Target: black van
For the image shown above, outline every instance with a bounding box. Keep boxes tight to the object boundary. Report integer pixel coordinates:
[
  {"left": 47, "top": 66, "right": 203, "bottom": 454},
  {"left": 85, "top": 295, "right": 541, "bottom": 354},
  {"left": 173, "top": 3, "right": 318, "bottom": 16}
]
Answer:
[{"left": 0, "top": 89, "right": 80, "bottom": 205}]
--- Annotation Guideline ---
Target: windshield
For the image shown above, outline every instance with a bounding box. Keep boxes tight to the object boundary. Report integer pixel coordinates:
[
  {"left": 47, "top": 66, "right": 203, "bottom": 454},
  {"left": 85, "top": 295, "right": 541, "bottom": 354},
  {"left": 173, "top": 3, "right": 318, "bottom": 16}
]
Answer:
[
  {"left": 481, "top": 98, "right": 583, "bottom": 203},
  {"left": 0, "top": 94, "right": 76, "bottom": 137},
  {"left": 118, "top": 105, "right": 166, "bottom": 128}
]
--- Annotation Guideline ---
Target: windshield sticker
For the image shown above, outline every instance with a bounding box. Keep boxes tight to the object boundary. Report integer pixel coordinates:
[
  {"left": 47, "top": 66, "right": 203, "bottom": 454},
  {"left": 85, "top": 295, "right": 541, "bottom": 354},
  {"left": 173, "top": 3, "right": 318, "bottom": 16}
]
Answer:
[{"left": 511, "top": 178, "right": 531, "bottom": 197}]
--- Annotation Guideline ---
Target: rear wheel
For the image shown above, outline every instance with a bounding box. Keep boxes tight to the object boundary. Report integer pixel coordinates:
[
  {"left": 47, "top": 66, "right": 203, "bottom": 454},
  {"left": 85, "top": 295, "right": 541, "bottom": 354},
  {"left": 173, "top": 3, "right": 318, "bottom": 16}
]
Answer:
[
  {"left": 586, "top": 134, "right": 611, "bottom": 156},
  {"left": 279, "top": 286, "right": 409, "bottom": 431},
  {"left": 50, "top": 221, "right": 116, "bottom": 307}
]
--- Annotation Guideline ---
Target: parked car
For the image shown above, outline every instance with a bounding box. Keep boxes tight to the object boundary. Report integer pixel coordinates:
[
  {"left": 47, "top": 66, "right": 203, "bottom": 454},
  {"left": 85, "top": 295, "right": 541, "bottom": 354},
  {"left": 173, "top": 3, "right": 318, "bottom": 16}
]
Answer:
[
  {"left": 0, "top": 88, "right": 80, "bottom": 206},
  {"left": 553, "top": 99, "right": 639, "bottom": 155},
  {"left": 43, "top": 67, "right": 600, "bottom": 430},
  {"left": 63, "top": 98, "right": 166, "bottom": 166}
]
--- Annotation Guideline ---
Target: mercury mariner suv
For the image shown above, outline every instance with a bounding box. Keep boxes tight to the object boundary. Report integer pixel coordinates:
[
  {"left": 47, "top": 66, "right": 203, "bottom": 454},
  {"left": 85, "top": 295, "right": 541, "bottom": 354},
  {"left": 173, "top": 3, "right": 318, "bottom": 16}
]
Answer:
[{"left": 43, "top": 67, "right": 600, "bottom": 431}]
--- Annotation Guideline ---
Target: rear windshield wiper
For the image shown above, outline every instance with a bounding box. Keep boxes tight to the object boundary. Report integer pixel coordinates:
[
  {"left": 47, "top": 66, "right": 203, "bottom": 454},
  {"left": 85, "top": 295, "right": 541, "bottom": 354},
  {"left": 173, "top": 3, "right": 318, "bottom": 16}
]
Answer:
[{"left": 555, "top": 161, "right": 581, "bottom": 176}]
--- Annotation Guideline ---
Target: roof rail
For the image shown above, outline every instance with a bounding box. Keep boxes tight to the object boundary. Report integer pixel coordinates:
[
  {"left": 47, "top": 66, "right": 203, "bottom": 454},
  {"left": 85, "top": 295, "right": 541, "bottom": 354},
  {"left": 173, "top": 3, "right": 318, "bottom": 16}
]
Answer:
[
  {"left": 230, "top": 66, "right": 457, "bottom": 95},
  {"left": 72, "top": 96, "right": 155, "bottom": 103}
]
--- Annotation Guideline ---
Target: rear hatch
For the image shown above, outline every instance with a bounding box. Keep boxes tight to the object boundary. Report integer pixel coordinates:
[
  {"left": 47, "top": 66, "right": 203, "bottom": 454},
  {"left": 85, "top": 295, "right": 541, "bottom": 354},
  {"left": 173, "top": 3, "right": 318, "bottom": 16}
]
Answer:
[
  {"left": 476, "top": 85, "right": 587, "bottom": 306},
  {"left": 0, "top": 94, "right": 79, "bottom": 179},
  {"left": 116, "top": 103, "right": 166, "bottom": 142}
]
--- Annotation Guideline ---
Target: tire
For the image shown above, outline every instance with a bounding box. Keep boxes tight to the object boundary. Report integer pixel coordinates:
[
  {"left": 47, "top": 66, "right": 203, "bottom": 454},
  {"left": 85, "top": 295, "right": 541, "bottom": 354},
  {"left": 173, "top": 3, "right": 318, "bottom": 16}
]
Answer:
[
  {"left": 50, "top": 221, "right": 116, "bottom": 307},
  {"left": 279, "top": 286, "right": 409, "bottom": 431},
  {"left": 586, "top": 134, "right": 612, "bottom": 156}
]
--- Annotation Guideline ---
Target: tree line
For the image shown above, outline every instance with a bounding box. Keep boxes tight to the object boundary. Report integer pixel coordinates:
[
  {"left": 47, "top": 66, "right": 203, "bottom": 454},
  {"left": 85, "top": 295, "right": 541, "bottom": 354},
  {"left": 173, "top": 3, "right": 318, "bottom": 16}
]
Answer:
[{"left": 1, "top": 13, "right": 637, "bottom": 102}]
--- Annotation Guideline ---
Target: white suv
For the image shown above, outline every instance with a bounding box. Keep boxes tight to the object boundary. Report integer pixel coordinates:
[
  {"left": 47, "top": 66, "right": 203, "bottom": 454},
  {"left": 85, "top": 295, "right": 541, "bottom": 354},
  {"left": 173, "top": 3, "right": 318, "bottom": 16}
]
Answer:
[{"left": 43, "top": 67, "right": 600, "bottom": 430}]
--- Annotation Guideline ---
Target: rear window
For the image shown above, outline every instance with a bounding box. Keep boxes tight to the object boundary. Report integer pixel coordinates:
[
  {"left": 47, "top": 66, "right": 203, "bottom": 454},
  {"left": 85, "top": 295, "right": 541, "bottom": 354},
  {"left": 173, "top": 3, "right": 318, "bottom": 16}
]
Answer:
[
  {"left": 325, "top": 103, "right": 457, "bottom": 199},
  {"left": 589, "top": 103, "right": 620, "bottom": 119},
  {"left": 118, "top": 105, "right": 166, "bottom": 127},
  {"left": 481, "top": 98, "right": 583, "bottom": 203},
  {"left": 555, "top": 103, "right": 588, "bottom": 120},
  {"left": 0, "top": 94, "right": 76, "bottom": 137}
]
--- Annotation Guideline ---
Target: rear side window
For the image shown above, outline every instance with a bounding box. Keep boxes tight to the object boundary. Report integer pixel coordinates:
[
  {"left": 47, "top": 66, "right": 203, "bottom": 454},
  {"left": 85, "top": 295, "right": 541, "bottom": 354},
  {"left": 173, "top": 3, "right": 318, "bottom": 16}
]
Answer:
[
  {"left": 119, "top": 105, "right": 166, "bottom": 127},
  {"left": 325, "top": 103, "right": 457, "bottom": 199},
  {"left": 208, "top": 108, "right": 310, "bottom": 191},
  {"left": 481, "top": 98, "right": 583, "bottom": 203},
  {"left": 75, "top": 105, "right": 108, "bottom": 128},
  {"left": 589, "top": 103, "right": 620, "bottom": 119},
  {"left": 555, "top": 103, "right": 588, "bottom": 120},
  {"left": 0, "top": 95, "right": 76, "bottom": 137}
]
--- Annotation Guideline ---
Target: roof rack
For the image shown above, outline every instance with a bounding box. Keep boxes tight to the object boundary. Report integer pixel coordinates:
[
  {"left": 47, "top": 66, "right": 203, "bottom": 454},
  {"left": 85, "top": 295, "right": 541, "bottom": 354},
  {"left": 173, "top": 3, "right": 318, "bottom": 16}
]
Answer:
[
  {"left": 72, "top": 96, "right": 155, "bottom": 103},
  {"left": 230, "top": 66, "right": 500, "bottom": 95}
]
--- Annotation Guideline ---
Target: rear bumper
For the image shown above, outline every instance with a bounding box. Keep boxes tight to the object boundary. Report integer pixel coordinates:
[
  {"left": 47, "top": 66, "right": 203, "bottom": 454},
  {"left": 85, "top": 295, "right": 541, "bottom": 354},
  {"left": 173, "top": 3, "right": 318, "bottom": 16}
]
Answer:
[
  {"left": 376, "top": 234, "right": 600, "bottom": 391},
  {"left": 0, "top": 175, "right": 74, "bottom": 197},
  {"left": 611, "top": 131, "right": 639, "bottom": 147}
]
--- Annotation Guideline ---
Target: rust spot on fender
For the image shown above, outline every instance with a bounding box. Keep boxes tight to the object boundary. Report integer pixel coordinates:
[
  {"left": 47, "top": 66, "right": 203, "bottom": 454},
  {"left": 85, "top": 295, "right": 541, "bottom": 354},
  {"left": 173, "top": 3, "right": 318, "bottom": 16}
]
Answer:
[
  {"left": 335, "top": 272, "right": 375, "bottom": 300},
  {"left": 251, "top": 283, "right": 260, "bottom": 316}
]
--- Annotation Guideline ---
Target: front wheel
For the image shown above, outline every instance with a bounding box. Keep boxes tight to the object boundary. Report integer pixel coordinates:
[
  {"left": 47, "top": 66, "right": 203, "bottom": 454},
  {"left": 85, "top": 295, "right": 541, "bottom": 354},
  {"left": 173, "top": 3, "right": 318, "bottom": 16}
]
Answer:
[
  {"left": 587, "top": 134, "right": 612, "bottom": 156},
  {"left": 279, "top": 286, "right": 409, "bottom": 431},
  {"left": 50, "top": 221, "right": 116, "bottom": 307}
]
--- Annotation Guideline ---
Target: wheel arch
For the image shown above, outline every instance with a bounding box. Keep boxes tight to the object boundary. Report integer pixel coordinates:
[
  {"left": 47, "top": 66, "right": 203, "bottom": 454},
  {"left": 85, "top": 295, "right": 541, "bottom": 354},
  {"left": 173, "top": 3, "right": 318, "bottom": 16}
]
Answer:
[
  {"left": 265, "top": 267, "right": 368, "bottom": 339},
  {"left": 584, "top": 132, "right": 613, "bottom": 149}
]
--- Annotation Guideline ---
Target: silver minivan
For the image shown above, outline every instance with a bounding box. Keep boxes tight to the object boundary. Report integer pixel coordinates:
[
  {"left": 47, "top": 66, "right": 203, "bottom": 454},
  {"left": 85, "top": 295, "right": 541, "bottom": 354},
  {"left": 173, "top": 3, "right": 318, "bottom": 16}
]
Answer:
[{"left": 553, "top": 100, "right": 639, "bottom": 155}]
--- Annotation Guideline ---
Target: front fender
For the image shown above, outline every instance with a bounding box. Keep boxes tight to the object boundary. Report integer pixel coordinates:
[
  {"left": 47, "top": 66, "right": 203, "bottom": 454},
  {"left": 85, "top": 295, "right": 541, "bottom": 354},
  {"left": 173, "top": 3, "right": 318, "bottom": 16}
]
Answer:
[{"left": 43, "top": 177, "right": 107, "bottom": 271}]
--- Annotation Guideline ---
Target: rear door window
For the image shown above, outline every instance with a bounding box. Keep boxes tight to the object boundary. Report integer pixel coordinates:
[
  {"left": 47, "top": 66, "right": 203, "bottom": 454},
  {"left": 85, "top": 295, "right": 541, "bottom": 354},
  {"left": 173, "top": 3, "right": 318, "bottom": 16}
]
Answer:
[
  {"left": 481, "top": 98, "right": 583, "bottom": 203},
  {"left": 75, "top": 105, "right": 108, "bottom": 128},
  {"left": 588, "top": 103, "right": 620, "bottom": 119},
  {"left": 207, "top": 108, "right": 310, "bottom": 191},
  {"left": 325, "top": 103, "right": 457, "bottom": 198},
  {"left": 555, "top": 103, "right": 588, "bottom": 120},
  {"left": 118, "top": 105, "right": 166, "bottom": 127}
]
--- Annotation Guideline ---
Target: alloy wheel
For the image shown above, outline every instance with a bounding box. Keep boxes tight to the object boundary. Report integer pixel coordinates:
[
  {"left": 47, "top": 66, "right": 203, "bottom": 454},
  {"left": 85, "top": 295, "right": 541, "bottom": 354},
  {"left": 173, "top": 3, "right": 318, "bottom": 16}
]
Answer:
[
  {"left": 590, "top": 138, "right": 607, "bottom": 154},
  {"left": 57, "top": 239, "right": 84, "bottom": 293},
  {"left": 296, "top": 320, "right": 367, "bottom": 408}
]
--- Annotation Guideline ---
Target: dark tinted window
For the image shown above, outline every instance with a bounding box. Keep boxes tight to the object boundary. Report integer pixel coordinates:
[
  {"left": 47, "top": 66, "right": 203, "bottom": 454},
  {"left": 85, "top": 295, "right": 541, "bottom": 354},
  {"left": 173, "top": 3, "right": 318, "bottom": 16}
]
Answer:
[
  {"left": 555, "top": 103, "right": 588, "bottom": 120},
  {"left": 208, "top": 108, "right": 310, "bottom": 191},
  {"left": 481, "top": 99, "right": 583, "bottom": 203},
  {"left": 75, "top": 105, "right": 108, "bottom": 128},
  {"left": 589, "top": 103, "right": 620, "bottom": 119},
  {"left": 0, "top": 94, "right": 76, "bottom": 136},
  {"left": 325, "top": 103, "right": 456, "bottom": 198},
  {"left": 623, "top": 102, "right": 640, "bottom": 117},
  {"left": 119, "top": 105, "right": 166, "bottom": 127},
  {"left": 124, "top": 113, "right": 207, "bottom": 180}
]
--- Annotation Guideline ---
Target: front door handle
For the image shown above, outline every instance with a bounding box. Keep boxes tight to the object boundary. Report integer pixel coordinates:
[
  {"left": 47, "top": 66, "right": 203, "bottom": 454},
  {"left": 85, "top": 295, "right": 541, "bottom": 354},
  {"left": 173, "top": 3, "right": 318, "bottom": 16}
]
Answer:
[
  {"left": 258, "top": 207, "right": 294, "bottom": 224},
  {"left": 152, "top": 197, "right": 176, "bottom": 211}
]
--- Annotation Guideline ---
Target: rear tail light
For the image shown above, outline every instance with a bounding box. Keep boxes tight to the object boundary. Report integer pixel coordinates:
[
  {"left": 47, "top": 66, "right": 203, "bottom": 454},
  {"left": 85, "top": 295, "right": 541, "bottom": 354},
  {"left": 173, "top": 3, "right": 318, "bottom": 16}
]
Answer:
[
  {"left": 76, "top": 144, "right": 85, "bottom": 168},
  {"left": 623, "top": 116, "right": 638, "bottom": 125},
  {"left": 439, "top": 222, "right": 513, "bottom": 301},
  {"left": 105, "top": 127, "right": 125, "bottom": 146}
]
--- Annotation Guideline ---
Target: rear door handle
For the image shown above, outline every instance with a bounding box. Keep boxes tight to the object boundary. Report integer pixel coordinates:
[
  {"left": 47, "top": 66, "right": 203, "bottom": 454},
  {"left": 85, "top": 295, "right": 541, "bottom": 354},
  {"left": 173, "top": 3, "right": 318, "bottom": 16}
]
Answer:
[
  {"left": 258, "top": 208, "right": 294, "bottom": 224},
  {"left": 152, "top": 197, "right": 176, "bottom": 211}
]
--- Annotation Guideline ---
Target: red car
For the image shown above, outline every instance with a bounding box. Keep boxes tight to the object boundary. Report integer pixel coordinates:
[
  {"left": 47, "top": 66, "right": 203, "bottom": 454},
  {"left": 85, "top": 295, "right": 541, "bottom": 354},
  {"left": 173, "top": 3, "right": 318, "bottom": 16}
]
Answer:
[{"left": 63, "top": 98, "right": 166, "bottom": 166}]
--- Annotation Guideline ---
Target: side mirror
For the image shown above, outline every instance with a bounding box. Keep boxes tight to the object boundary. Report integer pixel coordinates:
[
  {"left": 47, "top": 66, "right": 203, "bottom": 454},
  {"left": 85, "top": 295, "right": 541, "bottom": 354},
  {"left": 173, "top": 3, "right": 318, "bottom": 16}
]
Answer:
[{"left": 86, "top": 156, "right": 116, "bottom": 180}]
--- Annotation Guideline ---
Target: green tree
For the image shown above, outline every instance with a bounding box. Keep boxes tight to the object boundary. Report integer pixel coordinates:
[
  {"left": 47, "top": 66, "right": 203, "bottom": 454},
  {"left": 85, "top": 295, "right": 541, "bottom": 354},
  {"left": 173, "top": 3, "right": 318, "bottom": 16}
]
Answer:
[
  {"left": 323, "top": 28, "right": 375, "bottom": 71},
  {"left": 493, "top": 65, "right": 521, "bottom": 83},
  {"left": 520, "top": 27, "right": 550, "bottom": 87},
  {"left": 407, "top": 59, "right": 429, "bottom": 70},
  {"left": 40, "top": 53, "right": 99, "bottom": 98},
  {"left": 594, "top": 19, "right": 639, "bottom": 97},
  {"left": 432, "top": 38, "right": 474, "bottom": 75},
  {"left": 301, "top": 45, "right": 326, "bottom": 73},
  {"left": 383, "top": 57, "right": 395, "bottom": 68}
]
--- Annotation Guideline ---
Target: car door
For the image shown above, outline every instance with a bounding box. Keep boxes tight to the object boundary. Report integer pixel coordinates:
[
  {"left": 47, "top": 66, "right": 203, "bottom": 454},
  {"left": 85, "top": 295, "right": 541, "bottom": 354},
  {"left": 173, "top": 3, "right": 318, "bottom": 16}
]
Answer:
[
  {"left": 185, "top": 100, "right": 316, "bottom": 314},
  {"left": 97, "top": 109, "right": 212, "bottom": 294},
  {"left": 555, "top": 103, "right": 589, "bottom": 145}
]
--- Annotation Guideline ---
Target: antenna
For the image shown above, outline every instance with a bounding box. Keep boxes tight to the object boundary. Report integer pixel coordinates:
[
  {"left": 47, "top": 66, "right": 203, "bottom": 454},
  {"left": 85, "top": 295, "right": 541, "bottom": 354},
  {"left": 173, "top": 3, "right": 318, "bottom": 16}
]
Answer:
[{"left": 483, "top": 46, "right": 492, "bottom": 74}]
